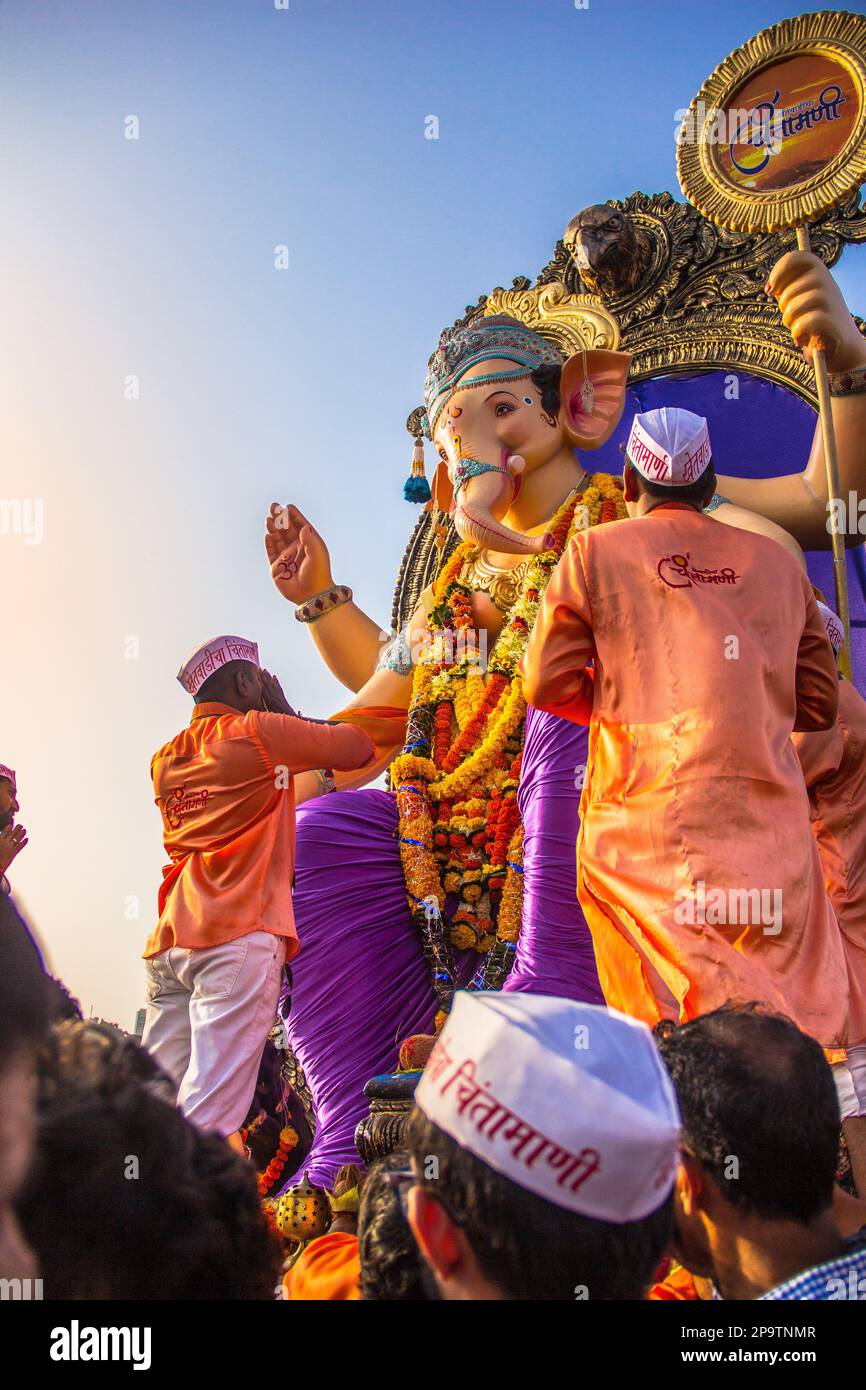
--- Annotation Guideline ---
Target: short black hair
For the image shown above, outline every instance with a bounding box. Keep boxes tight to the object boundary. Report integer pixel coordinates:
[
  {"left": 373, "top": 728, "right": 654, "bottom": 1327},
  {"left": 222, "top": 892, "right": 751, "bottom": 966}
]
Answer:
[
  {"left": 195, "top": 659, "right": 256, "bottom": 705},
  {"left": 45, "top": 976, "right": 84, "bottom": 1023},
  {"left": 625, "top": 458, "right": 716, "bottom": 505},
  {"left": 41, "top": 1019, "right": 176, "bottom": 1104},
  {"left": 655, "top": 1004, "right": 839, "bottom": 1224},
  {"left": 406, "top": 1108, "right": 673, "bottom": 1300},
  {"left": 0, "top": 896, "right": 53, "bottom": 1058},
  {"left": 17, "top": 1020, "right": 283, "bottom": 1299},
  {"left": 357, "top": 1152, "right": 428, "bottom": 1301}
]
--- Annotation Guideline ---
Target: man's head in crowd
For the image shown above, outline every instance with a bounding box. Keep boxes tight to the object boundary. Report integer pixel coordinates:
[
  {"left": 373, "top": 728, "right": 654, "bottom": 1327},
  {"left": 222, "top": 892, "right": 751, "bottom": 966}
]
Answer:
[
  {"left": 0, "top": 766, "right": 19, "bottom": 831},
  {"left": 45, "top": 976, "right": 83, "bottom": 1023},
  {"left": 623, "top": 407, "right": 716, "bottom": 513},
  {"left": 358, "top": 1153, "right": 428, "bottom": 1301},
  {"left": 176, "top": 635, "right": 266, "bottom": 713},
  {"left": 656, "top": 1005, "right": 843, "bottom": 1300},
  {"left": 0, "top": 896, "right": 54, "bottom": 1283},
  {"left": 195, "top": 660, "right": 265, "bottom": 712},
  {"left": 17, "top": 1019, "right": 283, "bottom": 1299},
  {"left": 0, "top": 763, "right": 27, "bottom": 878},
  {"left": 405, "top": 993, "right": 681, "bottom": 1300}
]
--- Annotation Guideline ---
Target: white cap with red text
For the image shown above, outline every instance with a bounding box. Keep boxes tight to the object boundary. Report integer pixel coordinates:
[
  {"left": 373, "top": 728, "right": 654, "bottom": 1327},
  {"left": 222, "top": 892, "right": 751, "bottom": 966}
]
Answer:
[
  {"left": 415, "top": 991, "right": 681, "bottom": 1222},
  {"left": 626, "top": 407, "right": 711, "bottom": 486},
  {"left": 0, "top": 765, "right": 16, "bottom": 791},
  {"left": 176, "top": 635, "right": 260, "bottom": 696},
  {"left": 817, "top": 600, "right": 844, "bottom": 662}
]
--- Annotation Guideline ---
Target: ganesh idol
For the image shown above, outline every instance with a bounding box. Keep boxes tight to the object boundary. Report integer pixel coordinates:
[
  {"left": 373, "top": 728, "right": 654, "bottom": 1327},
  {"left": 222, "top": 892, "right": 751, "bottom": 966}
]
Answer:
[{"left": 264, "top": 249, "right": 866, "bottom": 1195}]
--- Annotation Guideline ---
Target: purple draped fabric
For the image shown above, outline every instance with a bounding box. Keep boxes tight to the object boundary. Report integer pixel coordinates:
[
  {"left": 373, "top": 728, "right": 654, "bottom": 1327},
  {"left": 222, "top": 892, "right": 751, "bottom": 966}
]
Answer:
[
  {"left": 284, "top": 789, "right": 435, "bottom": 1191},
  {"left": 285, "top": 712, "right": 599, "bottom": 1190},
  {"left": 503, "top": 705, "right": 603, "bottom": 1002}
]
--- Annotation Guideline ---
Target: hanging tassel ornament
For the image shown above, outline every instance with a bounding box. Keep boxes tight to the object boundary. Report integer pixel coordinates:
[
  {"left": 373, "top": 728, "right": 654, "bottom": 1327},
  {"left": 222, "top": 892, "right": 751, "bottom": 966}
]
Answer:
[{"left": 403, "top": 435, "right": 432, "bottom": 503}]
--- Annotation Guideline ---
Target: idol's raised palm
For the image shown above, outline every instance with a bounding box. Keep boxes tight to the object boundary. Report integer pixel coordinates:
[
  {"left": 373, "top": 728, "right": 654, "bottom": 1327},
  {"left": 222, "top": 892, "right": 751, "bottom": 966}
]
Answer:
[
  {"left": 265, "top": 503, "right": 334, "bottom": 604},
  {"left": 768, "top": 250, "right": 865, "bottom": 372}
]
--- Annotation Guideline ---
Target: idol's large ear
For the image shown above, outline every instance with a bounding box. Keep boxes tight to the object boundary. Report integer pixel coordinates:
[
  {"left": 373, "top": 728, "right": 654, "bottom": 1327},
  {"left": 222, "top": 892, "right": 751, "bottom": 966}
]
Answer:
[
  {"left": 560, "top": 349, "right": 632, "bottom": 450},
  {"left": 426, "top": 459, "right": 454, "bottom": 515}
]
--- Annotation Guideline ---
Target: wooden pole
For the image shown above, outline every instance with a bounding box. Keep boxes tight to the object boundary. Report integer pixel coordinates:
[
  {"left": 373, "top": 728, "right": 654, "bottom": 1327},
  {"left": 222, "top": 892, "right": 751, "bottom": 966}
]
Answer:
[{"left": 796, "top": 224, "right": 852, "bottom": 681}]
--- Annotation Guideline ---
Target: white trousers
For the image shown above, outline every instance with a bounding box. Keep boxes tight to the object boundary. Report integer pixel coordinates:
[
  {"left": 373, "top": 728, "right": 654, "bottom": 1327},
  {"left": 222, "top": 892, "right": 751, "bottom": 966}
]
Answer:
[
  {"left": 141, "top": 931, "right": 287, "bottom": 1137},
  {"left": 833, "top": 1045, "right": 866, "bottom": 1121}
]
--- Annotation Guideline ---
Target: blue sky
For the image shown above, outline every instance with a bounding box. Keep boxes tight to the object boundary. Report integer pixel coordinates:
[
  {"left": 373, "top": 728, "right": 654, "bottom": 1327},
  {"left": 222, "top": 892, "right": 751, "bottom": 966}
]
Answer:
[{"left": 2, "top": 0, "right": 864, "bottom": 1023}]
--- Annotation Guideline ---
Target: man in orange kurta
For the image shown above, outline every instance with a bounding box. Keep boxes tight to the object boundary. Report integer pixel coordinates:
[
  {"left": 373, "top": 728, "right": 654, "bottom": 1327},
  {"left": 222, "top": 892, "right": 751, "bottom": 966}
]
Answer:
[
  {"left": 521, "top": 408, "right": 848, "bottom": 1055},
  {"left": 793, "top": 603, "right": 866, "bottom": 1049},
  {"left": 793, "top": 601, "right": 866, "bottom": 1189},
  {"left": 141, "top": 634, "right": 375, "bottom": 1142},
  {"left": 282, "top": 1233, "right": 361, "bottom": 1300}
]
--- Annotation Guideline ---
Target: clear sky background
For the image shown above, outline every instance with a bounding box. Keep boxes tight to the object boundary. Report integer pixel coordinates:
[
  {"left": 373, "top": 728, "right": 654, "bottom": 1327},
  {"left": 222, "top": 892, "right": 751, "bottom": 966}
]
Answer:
[{"left": 2, "top": 0, "right": 865, "bottom": 1026}]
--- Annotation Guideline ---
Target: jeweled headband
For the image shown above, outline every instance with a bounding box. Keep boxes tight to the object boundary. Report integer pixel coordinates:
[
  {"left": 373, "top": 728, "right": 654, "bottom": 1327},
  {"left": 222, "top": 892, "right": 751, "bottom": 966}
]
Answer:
[{"left": 422, "top": 315, "right": 563, "bottom": 437}]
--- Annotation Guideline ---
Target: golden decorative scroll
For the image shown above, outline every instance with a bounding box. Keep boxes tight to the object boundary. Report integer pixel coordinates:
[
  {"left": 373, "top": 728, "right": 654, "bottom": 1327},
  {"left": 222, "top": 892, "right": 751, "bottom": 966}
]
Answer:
[{"left": 483, "top": 283, "right": 621, "bottom": 357}]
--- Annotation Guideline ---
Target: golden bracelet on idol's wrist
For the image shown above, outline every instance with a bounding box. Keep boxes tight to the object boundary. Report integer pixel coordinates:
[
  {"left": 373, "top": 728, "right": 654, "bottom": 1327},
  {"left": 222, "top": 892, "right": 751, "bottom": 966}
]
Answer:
[
  {"left": 294, "top": 585, "right": 353, "bottom": 623},
  {"left": 828, "top": 364, "right": 866, "bottom": 397}
]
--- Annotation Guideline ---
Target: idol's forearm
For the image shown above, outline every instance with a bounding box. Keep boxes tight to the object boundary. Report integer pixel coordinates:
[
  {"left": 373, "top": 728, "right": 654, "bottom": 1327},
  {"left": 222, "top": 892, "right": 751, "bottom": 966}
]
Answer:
[
  {"left": 802, "top": 382, "right": 866, "bottom": 543},
  {"left": 303, "top": 601, "right": 386, "bottom": 692},
  {"left": 716, "top": 385, "right": 866, "bottom": 551}
]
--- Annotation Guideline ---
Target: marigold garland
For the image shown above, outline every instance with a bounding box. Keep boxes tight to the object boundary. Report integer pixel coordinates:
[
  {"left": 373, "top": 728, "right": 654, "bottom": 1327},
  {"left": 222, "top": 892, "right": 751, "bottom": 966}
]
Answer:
[
  {"left": 392, "top": 473, "right": 627, "bottom": 1016},
  {"left": 256, "top": 1125, "right": 300, "bottom": 1197}
]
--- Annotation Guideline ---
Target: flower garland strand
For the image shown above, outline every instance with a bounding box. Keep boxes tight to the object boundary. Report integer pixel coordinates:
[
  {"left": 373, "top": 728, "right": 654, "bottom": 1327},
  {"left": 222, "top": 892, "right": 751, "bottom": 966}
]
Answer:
[
  {"left": 255, "top": 1125, "right": 300, "bottom": 1197},
  {"left": 392, "top": 473, "right": 627, "bottom": 1023}
]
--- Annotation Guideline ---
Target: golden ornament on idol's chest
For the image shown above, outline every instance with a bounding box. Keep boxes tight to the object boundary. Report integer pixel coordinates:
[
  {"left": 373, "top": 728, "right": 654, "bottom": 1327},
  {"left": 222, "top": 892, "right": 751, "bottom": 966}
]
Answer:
[{"left": 459, "top": 548, "right": 535, "bottom": 613}]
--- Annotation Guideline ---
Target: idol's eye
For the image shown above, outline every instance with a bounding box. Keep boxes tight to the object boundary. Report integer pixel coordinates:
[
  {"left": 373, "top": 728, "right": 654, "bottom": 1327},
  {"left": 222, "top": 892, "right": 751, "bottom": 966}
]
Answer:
[
  {"left": 522, "top": 395, "right": 533, "bottom": 405},
  {"left": 494, "top": 402, "right": 515, "bottom": 416}
]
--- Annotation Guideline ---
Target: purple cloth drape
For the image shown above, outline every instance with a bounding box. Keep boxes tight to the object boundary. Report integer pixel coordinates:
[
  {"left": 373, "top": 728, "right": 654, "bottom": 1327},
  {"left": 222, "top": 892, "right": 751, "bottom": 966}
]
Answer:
[
  {"left": 284, "top": 789, "right": 435, "bottom": 1191},
  {"left": 503, "top": 706, "right": 603, "bottom": 1002},
  {"left": 284, "top": 710, "right": 601, "bottom": 1190}
]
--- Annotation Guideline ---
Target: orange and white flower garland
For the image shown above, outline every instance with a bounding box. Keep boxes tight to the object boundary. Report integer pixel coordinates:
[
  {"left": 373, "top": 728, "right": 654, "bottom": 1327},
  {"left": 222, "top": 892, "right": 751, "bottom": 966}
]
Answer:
[{"left": 391, "top": 473, "right": 627, "bottom": 1022}]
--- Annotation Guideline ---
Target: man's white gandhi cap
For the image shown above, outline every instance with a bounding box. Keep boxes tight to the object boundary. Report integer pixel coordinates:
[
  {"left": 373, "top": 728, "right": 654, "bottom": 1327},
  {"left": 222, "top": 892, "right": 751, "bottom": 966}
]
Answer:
[
  {"left": 817, "top": 600, "right": 844, "bottom": 662},
  {"left": 177, "top": 635, "right": 260, "bottom": 696},
  {"left": 626, "top": 407, "right": 712, "bottom": 487},
  {"left": 0, "top": 764, "right": 16, "bottom": 791},
  {"left": 415, "top": 992, "right": 681, "bottom": 1222}
]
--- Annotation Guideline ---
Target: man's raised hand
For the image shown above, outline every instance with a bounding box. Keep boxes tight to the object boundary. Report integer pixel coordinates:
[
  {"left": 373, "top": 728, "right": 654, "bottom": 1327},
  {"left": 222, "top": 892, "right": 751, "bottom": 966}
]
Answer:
[
  {"left": 265, "top": 504, "right": 334, "bottom": 605},
  {"left": 0, "top": 823, "right": 28, "bottom": 874},
  {"left": 260, "top": 669, "right": 296, "bottom": 717}
]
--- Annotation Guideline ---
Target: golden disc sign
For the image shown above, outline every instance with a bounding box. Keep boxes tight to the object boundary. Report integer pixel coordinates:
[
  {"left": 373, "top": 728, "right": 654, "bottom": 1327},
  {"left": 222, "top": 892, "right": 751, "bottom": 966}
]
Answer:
[{"left": 677, "top": 11, "right": 866, "bottom": 231}]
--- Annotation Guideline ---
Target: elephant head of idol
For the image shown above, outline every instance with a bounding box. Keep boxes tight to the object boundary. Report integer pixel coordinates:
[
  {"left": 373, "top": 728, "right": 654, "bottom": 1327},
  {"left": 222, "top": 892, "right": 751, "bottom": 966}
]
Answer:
[{"left": 423, "top": 315, "right": 631, "bottom": 554}]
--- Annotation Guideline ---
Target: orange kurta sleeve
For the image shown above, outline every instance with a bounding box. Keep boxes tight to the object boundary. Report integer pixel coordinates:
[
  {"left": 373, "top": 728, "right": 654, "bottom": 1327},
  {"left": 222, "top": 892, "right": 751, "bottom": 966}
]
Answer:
[
  {"left": 792, "top": 719, "right": 843, "bottom": 790},
  {"left": 253, "top": 711, "right": 375, "bottom": 773},
  {"left": 520, "top": 535, "right": 596, "bottom": 725},
  {"left": 328, "top": 705, "right": 408, "bottom": 790},
  {"left": 794, "top": 586, "right": 839, "bottom": 733},
  {"left": 282, "top": 1232, "right": 361, "bottom": 1300}
]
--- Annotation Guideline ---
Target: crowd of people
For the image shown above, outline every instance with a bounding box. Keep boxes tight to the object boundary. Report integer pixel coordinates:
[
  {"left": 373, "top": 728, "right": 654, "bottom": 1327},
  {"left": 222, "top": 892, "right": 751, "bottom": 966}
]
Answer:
[
  {"left": 2, "top": 886, "right": 866, "bottom": 1301},
  {"left": 2, "top": 392, "right": 866, "bottom": 1302}
]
